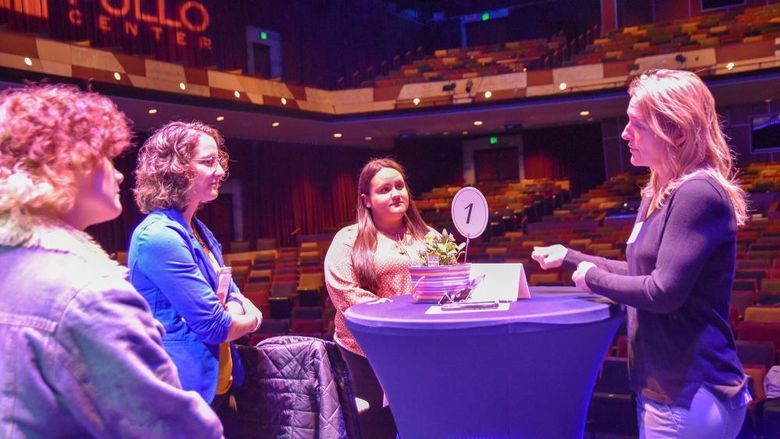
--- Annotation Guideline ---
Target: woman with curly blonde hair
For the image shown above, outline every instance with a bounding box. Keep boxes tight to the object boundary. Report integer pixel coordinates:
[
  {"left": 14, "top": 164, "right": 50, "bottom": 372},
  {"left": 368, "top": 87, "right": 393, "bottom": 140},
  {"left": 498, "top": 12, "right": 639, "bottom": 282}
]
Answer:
[
  {"left": 0, "top": 84, "right": 222, "bottom": 438},
  {"left": 533, "top": 70, "right": 749, "bottom": 438},
  {"left": 128, "top": 121, "right": 262, "bottom": 437}
]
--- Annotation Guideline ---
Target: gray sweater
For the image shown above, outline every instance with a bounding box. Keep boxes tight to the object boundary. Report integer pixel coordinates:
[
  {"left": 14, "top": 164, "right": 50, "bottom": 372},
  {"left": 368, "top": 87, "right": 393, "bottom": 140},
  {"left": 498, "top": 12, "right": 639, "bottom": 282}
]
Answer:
[{"left": 565, "top": 174, "right": 746, "bottom": 407}]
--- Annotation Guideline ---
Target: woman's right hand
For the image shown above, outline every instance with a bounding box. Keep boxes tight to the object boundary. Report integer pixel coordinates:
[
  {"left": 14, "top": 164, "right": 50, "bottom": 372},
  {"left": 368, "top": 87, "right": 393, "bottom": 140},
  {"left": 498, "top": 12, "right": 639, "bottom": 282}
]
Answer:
[{"left": 531, "top": 244, "right": 568, "bottom": 270}]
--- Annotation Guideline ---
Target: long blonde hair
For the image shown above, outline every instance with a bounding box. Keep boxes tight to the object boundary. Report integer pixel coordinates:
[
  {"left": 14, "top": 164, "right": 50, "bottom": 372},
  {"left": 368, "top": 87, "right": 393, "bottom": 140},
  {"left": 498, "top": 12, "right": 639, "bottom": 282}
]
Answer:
[
  {"left": 628, "top": 69, "right": 747, "bottom": 226},
  {"left": 352, "top": 158, "right": 428, "bottom": 292}
]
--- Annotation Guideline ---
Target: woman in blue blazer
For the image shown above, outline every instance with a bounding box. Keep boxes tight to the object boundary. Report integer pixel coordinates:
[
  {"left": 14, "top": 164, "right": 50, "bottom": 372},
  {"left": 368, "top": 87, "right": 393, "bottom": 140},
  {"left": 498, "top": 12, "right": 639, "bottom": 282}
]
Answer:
[{"left": 128, "top": 121, "right": 262, "bottom": 436}]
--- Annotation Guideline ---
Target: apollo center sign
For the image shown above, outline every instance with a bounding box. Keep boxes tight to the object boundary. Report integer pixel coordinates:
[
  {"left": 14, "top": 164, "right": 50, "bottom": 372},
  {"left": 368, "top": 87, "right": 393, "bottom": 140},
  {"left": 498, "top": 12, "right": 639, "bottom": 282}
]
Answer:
[{"left": 67, "top": 0, "right": 213, "bottom": 50}]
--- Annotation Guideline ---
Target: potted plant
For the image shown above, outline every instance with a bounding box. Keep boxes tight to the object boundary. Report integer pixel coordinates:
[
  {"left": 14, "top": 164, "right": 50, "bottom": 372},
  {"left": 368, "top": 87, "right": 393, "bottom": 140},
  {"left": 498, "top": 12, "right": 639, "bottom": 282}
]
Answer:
[{"left": 410, "top": 229, "right": 471, "bottom": 303}]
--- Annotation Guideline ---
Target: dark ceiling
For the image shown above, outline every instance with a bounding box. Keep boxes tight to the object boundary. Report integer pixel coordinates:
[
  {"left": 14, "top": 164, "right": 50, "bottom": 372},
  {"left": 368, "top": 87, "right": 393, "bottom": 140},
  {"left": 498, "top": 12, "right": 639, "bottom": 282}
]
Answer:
[{"left": 386, "top": 0, "right": 557, "bottom": 19}]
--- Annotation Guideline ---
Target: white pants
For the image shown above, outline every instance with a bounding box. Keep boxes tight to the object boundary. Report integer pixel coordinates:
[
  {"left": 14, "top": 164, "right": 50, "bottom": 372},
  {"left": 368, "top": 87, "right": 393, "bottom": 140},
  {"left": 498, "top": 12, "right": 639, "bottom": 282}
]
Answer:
[{"left": 637, "top": 386, "right": 749, "bottom": 439}]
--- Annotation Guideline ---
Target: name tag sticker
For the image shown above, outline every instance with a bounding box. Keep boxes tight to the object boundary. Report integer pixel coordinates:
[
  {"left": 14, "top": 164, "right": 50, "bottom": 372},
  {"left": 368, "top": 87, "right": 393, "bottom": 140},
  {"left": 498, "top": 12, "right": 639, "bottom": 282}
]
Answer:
[
  {"left": 627, "top": 222, "right": 643, "bottom": 245},
  {"left": 216, "top": 266, "right": 232, "bottom": 304}
]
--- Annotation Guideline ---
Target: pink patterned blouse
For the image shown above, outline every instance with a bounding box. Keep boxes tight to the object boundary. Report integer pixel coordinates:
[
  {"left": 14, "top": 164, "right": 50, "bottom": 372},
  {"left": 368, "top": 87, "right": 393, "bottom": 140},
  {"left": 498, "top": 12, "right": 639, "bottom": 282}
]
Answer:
[{"left": 324, "top": 224, "right": 427, "bottom": 356}]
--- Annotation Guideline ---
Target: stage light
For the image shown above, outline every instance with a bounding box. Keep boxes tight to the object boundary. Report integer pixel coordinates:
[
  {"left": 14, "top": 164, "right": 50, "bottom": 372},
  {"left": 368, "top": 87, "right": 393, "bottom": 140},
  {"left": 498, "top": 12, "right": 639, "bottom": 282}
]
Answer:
[
  {"left": 333, "top": 133, "right": 342, "bottom": 138},
  {"left": 281, "top": 97, "right": 288, "bottom": 105},
  {"left": 179, "top": 82, "right": 186, "bottom": 91},
  {"left": 482, "top": 12, "right": 490, "bottom": 21},
  {"left": 580, "top": 110, "right": 590, "bottom": 116},
  {"left": 23, "top": 57, "right": 32, "bottom": 66},
  {"left": 260, "top": 31, "right": 267, "bottom": 40},
  {"left": 113, "top": 72, "right": 121, "bottom": 80},
  {"left": 559, "top": 82, "right": 567, "bottom": 91},
  {"left": 413, "top": 97, "right": 421, "bottom": 105},
  {"left": 272, "top": 122, "right": 280, "bottom": 127},
  {"left": 473, "top": 120, "right": 483, "bottom": 126},
  {"left": 490, "top": 136, "right": 498, "bottom": 144},
  {"left": 234, "top": 90, "right": 241, "bottom": 98},
  {"left": 726, "top": 62, "right": 735, "bottom": 71},
  {"left": 148, "top": 108, "right": 158, "bottom": 115},
  {"left": 364, "top": 136, "right": 372, "bottom": 141},
  {"left": 484, "top": 90, "right": 492, "bottom": 98},
  {"left": 216, "top": 115, "right": 225, "bottom": 121}
]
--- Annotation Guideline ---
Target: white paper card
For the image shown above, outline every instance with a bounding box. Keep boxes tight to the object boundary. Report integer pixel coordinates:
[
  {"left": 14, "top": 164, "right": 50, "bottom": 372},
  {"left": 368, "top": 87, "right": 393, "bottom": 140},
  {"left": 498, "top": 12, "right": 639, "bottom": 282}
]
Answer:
[
  {"left": 627, "top": 221, "right": 643, "bottom": 245},
  {"left": 468, "top": 263, "right": 530, "bottom": 302},
  {"left": 425, "top": 302, "right": 511, "bottom": 315}
]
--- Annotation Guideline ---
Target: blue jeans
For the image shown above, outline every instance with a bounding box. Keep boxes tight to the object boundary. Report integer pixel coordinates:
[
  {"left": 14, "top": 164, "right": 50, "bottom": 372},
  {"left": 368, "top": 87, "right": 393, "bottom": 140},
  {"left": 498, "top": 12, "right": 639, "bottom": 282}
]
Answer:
[{"left": 637, "top": 386, "right": 749, "bottom": 439}]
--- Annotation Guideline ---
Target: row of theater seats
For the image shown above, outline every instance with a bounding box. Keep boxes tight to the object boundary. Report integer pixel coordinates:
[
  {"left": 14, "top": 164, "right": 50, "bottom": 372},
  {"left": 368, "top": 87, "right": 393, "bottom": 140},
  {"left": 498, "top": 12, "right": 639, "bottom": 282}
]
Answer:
[
  {"left": 369, "top": 36, "right": 564, "bottom": 87},
  {"left": 220, "top": 240, "right": 338, "bottom": 345},
  {"left": 743, "top": 162, "right": 780, "bottom": 194},
  {"left": 571, "top": 3, "right": 780, "bottom": 66},
  {"left": 415, "top": 177, "right": 572, "bottom": 237},
  {"left": 363, "top": 2, "right": 779, "bottom": 89}
]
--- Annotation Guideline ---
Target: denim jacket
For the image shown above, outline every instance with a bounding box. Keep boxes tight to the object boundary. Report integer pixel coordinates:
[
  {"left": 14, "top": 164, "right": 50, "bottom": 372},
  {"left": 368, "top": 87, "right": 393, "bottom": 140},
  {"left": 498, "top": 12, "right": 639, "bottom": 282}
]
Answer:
[
  {"left": 128, "top": 209, "right": 245, "bottom": 403},
  {"left": 0, "top": 218, "right": 223, "bottom": 438}
]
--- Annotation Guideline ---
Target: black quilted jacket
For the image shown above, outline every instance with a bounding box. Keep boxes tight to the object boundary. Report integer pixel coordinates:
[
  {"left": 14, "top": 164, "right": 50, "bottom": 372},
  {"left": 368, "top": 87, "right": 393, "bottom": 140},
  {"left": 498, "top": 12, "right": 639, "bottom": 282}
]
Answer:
[{"left": 235, "top": 336, "right": 361, "bottom": 439}]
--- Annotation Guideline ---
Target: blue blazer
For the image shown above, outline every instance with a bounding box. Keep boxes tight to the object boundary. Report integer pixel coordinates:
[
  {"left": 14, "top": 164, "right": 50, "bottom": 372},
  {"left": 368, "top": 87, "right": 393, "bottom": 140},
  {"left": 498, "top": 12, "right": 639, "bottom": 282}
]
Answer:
[{"left": 128, "top": 208, "right": 245, "bottom": 402}]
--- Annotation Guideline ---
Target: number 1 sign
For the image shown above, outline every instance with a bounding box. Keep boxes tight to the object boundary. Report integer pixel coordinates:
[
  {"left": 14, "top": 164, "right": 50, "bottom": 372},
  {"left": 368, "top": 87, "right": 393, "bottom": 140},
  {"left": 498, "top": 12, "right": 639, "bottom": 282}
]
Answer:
[{"left": 451, "top": 187, "right": 488, "bottom": 261}]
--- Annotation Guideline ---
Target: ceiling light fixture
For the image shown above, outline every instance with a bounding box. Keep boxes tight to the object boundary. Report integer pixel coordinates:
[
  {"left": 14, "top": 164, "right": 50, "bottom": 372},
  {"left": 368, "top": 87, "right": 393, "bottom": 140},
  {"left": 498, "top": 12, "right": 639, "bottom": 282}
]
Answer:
[
  {"left": 148, "top": 108, "right": 158, "bottom": 115},
  {"left": 23, "top": 57, "right": 32, "bottom": 66},
  {"left": 559, "top": 82, "right": 567, "bottom": 91},
  {"left": 113, "top": 72, "right": 121, "bottom": 80},
  {"left": 272, "top": 122, "right": 280, "bottom": 127},
  {"left": 726, "top": 62, "right": 735, "bottom": 71},
  {"left": 484, "top": 90, "right": 492, "bottom": 99},
  {"left": 179, "top": 82, "right": 186, "bottom": 91},
  {"left": 413, "top": 97, "right": 421, "bottom": 105},
  {"left": 234, "top": 90, "right": 241, "bottom": 98},
  {"left": 281, "top": 97, "right": 288, "bottom": 105},
  {"left": 473, "top": 120, "right": 483, "bottom": 126},
  {"left": 216, "top": 115, "right": 225, "bottom": 121},
  {"left": 579, "top": 110, "right": 590, "bottom": 116},
  {"left": 333, "top": 133, "right": 342, "bottom": 138}
]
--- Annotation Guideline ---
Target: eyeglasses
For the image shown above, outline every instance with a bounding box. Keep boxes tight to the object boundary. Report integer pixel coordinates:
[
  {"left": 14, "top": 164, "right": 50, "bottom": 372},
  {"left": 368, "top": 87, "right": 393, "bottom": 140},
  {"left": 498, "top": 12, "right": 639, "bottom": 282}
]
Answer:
[
  {"left": 437, "top": 274, "right": 486, "bottom": 306},
  {"left": 438, "top": 287, "right": 473, "bottom": 305},
  {"left": 193, "top": 155, "right": 225, "bottom": 171}
]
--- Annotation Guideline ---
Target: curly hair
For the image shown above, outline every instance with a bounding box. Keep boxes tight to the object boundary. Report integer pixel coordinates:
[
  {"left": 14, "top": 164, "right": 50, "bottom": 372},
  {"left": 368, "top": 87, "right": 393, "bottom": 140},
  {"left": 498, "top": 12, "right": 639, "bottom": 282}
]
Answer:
[
  {"left": 0, "top": 83, "right": 132, "bottom": 218},
  {"left": 134, "top": 121, "right": 228, "bottom": 213}
]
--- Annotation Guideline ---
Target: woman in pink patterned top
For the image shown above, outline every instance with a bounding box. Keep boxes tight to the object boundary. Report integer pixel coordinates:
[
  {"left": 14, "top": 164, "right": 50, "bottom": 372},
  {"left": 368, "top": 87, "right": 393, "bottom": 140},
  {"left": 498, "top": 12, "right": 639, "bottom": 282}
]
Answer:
[{"left": 324, "top": 157, "right": 431, "bottom": 439}]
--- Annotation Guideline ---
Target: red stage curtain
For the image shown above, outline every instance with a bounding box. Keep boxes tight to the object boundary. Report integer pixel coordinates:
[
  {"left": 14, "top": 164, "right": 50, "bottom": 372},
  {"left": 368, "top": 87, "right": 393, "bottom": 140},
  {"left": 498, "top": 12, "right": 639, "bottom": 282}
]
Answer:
[{"left": 88, "top": 138, "right": 372, "bottom": 253}]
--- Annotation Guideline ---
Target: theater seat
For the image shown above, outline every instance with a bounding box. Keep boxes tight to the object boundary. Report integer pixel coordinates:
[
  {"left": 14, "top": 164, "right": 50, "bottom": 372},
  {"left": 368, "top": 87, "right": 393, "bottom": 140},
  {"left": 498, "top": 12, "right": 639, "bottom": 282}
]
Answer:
[
  {"left": 736, "top": 340, "right": 776, "bottom": 370},
  {"left": 587, "top": 357, "right": 638, "bottom": 437}
]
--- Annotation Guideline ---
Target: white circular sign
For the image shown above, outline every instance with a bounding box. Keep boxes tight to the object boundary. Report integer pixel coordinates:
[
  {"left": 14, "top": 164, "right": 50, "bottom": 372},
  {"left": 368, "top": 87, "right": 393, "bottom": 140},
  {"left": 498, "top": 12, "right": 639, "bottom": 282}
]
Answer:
[{"left": 451, "top": 186, "right": 488, "bottom": 239}]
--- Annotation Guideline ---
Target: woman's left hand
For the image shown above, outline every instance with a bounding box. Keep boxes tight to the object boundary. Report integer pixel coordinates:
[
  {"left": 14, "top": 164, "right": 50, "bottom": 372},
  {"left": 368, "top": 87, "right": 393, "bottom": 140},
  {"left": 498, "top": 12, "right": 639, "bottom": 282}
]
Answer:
[
  {"left": 572, "top": 261, "right": 596, "bottom": 292},
  {"left": 237, "top": 295, "right": 263, "bottom": 332},
  {"left": 225, "top": 300, "right": 245, "bottom": 314}
]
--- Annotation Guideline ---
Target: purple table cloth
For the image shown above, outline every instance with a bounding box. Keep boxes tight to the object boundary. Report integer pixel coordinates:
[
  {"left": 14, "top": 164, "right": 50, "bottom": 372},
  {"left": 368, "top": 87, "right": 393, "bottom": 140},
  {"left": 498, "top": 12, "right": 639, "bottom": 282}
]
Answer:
[{"left": 344, "top": 287, "right": 624, "bottom": 439}]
